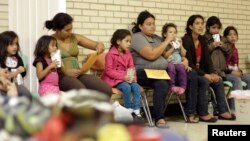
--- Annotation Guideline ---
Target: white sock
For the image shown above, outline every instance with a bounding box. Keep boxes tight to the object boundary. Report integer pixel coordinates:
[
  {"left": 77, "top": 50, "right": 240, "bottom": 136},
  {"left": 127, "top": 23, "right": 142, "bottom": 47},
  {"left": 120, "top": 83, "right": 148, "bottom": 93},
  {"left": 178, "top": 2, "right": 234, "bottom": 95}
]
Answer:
[
  {"left": 134, "top": 109, "right": 141, "bottom": 116},
  {"left": 128, "top": 108, "right": 133, "bottom": 113}
]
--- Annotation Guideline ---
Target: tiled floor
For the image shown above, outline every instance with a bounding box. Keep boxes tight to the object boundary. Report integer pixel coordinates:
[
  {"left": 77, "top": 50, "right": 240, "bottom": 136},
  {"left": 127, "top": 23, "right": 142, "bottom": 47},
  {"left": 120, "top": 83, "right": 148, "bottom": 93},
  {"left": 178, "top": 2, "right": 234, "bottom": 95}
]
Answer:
[{"left": 164, "top": 107, "right": 249, "bottom": 141}]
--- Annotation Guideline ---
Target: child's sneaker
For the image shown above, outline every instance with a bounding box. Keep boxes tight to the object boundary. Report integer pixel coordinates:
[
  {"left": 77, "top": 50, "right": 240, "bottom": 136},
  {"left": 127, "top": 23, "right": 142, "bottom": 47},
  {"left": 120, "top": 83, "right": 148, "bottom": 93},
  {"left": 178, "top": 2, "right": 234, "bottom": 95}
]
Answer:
[
  {"left": 134, "top": 109, "right": 142, "bottom": 117},
  {"left": 128, "top": 108, "right": 134, "bottom": 113}
]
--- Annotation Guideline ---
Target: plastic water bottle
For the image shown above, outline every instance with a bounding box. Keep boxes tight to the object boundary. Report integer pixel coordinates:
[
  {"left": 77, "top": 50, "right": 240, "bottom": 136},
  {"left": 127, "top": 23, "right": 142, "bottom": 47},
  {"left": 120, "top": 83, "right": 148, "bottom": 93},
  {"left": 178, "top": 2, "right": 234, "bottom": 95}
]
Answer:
[
  {"left": 208, "top": 102, "right": 214, "bottom": 115},
  {"left": 233, "top": 64, "right": 238, "bottom": 71},
  {"left": 16, "top": 74, "right": 23, "bottom": 85}
]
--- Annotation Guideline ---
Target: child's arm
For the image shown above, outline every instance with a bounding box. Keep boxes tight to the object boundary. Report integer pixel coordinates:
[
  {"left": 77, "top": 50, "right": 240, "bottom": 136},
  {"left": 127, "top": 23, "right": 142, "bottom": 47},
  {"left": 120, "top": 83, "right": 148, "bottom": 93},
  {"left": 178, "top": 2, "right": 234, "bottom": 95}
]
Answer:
[
  {"left": 180, "top": 44, "right": 186, "bottom": 57},
  {"left": 8, "top": 66, "right": 25, "bottom": 79},
  {"left": 162, "top": 45, "right": 174, "bottom": 59},
  {"left": 36, "top": 61, "right": 57, "bottom": 80}
]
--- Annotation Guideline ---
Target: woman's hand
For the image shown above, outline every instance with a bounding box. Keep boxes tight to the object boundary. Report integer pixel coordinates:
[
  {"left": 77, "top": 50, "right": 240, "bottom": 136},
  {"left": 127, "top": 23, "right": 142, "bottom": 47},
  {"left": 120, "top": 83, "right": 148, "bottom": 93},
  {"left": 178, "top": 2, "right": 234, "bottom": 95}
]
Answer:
[
  {"left": 0, "top": 77, "right": 17, "bottom": 96},
  {"left": 181, "top": 57, "right": 192, "bottom": 72},
  {"left": 231, "top": 70, "right": 243, "bottom": 78},
  {"left": 164, "top": 33, "right": 175, "bottom": 43},
  {"left": 211, "top": 73, "right": 221, "bottom": 83},
  {"left": 65, "top": 69, "right": 81, "bottom": 77},
  {"left": 212, "top": 41, "right": 223, "bottom": 48},
  {"left": 204, "top": 74, "right": 214, "bottom": 83},
  {"left": 0, "top": 68, "right": 10, "bottom": 79},
  {"left": 96, "top": 42, "right": 105, "bottom": 54}
]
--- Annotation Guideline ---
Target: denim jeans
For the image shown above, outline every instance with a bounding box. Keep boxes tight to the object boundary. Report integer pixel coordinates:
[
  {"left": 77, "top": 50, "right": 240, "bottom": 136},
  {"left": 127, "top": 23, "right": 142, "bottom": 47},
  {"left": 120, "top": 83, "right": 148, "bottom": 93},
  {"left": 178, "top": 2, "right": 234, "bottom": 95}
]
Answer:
[
  {"left": 242, "top": 74, "right": 250, "bottom": 90},
  {"left": 210, "top": 79, "right": 229, "bottom": 114},
  {"left": 225, "top": 74, "right": 243, "bottom": 112},
  {"left": 116, "top": 82, "right": 141, "bottom": 110},
  {"left": 185, "top": 70, "right": 198, "bottom": 115},
  {"left": 136, "top": 69, "right": 168, "bottom": 121},
  {"left": 185, "top": 70, "right": 210, "bottom": 116},
  {"left": 225, "top": 74, "right": 243, "bottom": 90}
]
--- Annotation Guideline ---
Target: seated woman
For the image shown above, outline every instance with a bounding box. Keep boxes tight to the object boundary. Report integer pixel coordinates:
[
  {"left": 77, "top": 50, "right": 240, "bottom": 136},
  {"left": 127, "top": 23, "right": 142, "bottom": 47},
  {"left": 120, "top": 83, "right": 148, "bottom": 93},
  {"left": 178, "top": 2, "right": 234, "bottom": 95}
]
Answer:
[
  {"left": 182, "top": 14, "right": 235, "bottom": 122},
  {"left": 130, "top": 10, "right": 175, "bottom": 127},
  {"left": 0, "top": 76, "right": 18, "bottom": 97},
  {"left": 44, "top": 13, "right": 112, "bottom": 96},
  {"left": 0, "top": 68, "right": 31, "bottom": 99}
]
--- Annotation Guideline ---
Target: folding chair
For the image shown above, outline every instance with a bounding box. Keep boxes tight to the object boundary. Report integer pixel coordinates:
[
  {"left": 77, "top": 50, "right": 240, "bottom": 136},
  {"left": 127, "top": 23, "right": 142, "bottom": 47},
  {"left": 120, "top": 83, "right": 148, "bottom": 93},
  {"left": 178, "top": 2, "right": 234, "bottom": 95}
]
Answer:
[
  {"left": 165, "top": 91, "right": 187, "bottom": 122},
  {"left": 209, "top": 86, "right": 231, "bottom": 114},
  {"left": 140, "top": 91, "right": 154, "bottom": 126},
  {"left": 224, "top": 81, "right": 247, "bottom": 97},
  {"left": 223, "top": 81, "right": 233, "bottom": 113}
]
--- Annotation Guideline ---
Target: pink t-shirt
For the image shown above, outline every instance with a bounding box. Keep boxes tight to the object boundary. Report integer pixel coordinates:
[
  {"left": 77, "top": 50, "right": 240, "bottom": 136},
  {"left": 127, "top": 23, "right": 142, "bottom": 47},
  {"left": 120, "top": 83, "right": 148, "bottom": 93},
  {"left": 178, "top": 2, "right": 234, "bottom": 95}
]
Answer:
[{"left": 38, "top": 58, "right": 60, "bottom": 96}]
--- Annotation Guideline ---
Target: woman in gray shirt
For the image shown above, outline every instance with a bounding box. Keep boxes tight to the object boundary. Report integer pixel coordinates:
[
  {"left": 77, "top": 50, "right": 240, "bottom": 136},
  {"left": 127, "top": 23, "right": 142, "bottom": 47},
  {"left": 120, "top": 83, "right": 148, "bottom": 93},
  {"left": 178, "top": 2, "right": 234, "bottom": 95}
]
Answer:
[{"left": 130, "top": 10, "right": 176, "bottom": 128}]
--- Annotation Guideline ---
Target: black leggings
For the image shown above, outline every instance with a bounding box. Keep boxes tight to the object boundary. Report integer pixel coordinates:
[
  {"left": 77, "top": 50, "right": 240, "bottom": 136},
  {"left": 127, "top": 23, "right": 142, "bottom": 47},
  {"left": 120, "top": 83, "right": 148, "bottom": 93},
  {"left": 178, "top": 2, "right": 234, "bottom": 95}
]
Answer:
[
  {"left": 59, "top": 74, "right": 112, "bottom": 97},
  {"left": 136, "top": 69, "right": 169, "bottom": 121}
]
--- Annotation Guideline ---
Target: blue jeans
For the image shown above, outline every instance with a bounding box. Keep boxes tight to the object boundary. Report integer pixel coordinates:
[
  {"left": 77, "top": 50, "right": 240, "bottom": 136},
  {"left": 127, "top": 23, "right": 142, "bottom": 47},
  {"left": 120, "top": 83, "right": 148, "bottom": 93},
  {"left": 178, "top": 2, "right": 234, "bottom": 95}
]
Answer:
[
  {"left": 225, "top": 74, "right": 243, "bottom": 90},
  {"left": 185, "top": 70, "right": 198, "bottom": 115},
  {"left": 185, "top": 70, "right": 209, "bottom": 116},
  {"left": 242, "top": 74, "right": 250, "bottom": 89},
  {"left": 136, "top": 69, "right": 168, "bottom": 121},
  {"left": 210, "top": 79, "right": 229, "bottom": 114},
  {"left": 225, "top": 74, "right": 243, "bottom": 112},
  {"left": 116, "top": 82, "right": 141, "bottom": 110}
]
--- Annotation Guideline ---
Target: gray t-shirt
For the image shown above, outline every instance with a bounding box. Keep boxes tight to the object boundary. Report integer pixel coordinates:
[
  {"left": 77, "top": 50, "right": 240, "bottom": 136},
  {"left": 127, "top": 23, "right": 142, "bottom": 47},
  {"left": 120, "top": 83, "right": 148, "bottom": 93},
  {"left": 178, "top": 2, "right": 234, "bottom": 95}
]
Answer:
[{"left": 130, "top": 32, "right": 168, "bottom": 70}]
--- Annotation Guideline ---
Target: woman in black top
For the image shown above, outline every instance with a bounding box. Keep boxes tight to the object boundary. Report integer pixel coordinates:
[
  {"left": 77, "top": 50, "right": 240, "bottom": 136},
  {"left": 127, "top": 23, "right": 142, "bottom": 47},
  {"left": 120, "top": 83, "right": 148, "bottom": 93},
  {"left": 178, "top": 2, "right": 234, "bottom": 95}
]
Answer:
[{"left": 182, "top": 14, "right": 235, "bottom": 122}]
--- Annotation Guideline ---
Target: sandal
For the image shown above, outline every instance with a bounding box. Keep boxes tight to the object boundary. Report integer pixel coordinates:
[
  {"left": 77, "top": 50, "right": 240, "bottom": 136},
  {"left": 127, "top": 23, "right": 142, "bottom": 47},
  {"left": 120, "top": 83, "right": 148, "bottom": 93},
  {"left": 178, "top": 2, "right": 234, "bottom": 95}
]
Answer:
[
  {"left": 155, "top": 119, "right": 169, "bottom": 128},
  {"left": 186, "top": 115, "right": 199, "bottom": 123},
  {"left": 199, "top": 114, "right": 217, "bottom": 123},
  {"left": 218, "top": 114, "right": 236, "bottom": 120}
]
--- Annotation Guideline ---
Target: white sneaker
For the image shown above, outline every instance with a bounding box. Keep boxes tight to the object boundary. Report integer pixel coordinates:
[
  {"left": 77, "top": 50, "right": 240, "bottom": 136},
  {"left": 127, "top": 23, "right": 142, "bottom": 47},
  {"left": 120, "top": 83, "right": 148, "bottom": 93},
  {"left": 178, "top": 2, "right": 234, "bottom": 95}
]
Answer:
[
  {"left": 128, "top": 108, "right": 134, "bottom": 113},
  {"left": 134, "top": 109, "right": 142, "bottom": 117}
]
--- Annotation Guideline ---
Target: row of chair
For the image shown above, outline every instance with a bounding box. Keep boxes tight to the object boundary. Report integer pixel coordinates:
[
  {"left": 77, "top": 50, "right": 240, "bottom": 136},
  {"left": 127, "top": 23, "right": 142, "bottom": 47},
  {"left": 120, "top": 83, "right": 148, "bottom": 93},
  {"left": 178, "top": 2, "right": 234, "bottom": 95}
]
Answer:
[{"left": 87, "top": 52, "right": 244, "bottom": 126}]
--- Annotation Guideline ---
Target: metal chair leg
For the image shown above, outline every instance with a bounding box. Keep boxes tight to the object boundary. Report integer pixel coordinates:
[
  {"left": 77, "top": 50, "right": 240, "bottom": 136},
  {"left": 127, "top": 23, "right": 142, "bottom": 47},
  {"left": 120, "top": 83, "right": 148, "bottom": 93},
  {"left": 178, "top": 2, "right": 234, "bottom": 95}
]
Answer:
[
  {"left": 165, "top": 91, "right": 174, "bottom": 111},
  {"left": 176, "top": 96, "right": 188, "bottom": 122},
  {"left": 209, "top": 87, "right": 231, "bottom": 114},
  {"left": 140, "top": 92, "right": 154, "bottom": 127},
  {"left": 164, "top": 91, "right": 187, "bottom": 122}
]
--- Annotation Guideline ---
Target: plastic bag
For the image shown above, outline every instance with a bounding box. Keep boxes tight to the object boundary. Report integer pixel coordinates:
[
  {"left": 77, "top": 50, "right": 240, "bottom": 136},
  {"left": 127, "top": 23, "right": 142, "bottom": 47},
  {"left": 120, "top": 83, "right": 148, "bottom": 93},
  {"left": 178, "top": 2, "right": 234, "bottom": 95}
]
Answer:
[{"left": 112, "top": 101, "right": 133, "bottom": 123}]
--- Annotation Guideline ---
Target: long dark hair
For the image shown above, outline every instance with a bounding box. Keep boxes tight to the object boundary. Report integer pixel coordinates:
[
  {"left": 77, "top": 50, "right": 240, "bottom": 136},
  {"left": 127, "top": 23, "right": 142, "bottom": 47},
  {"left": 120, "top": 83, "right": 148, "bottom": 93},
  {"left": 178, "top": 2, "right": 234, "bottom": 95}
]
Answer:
[
  {"left": 185, "top": 14, "right": 204, "bottom": 35},
  {"left": 132, "top": 10, "right": 155, "bottom": 33},
  {"left": 0, "top": 31, "right": 21, "bottom": 67},
  {"left": 223, "top": 26, "right": 238, "bottom": 38},
  {"left": 34, "top": 35, "right": 57, "bottom": 58},
  {"left": 205, "top": 16, "right": 222, "bottom": 33},
  {"left": 45, "top": 13, "right": 73, "bottom": 31},
  {"left": 110, "top": 29, "right": 131, "bottom": 48}
]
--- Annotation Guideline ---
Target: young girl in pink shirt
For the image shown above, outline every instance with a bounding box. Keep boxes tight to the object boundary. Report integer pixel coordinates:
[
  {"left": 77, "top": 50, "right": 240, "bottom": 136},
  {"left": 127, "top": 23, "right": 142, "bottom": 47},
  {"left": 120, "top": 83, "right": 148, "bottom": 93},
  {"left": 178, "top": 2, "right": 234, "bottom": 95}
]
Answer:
[{"left": 33, "top": 35, "right": 60, "bottom": 96}]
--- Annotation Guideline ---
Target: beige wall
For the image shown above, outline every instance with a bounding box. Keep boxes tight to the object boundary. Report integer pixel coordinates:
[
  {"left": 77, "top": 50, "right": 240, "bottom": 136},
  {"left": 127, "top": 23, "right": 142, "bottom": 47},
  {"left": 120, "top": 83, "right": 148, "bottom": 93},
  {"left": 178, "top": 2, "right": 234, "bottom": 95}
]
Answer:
[
  {"left": 1, "top": 0, "right": 250, "bottom": 72},
  {"left": 67, "top": 0, "right": 250, "bottom": 72},
  {"left": 0, "top": 0, "right": 8, "bottom": 32}
]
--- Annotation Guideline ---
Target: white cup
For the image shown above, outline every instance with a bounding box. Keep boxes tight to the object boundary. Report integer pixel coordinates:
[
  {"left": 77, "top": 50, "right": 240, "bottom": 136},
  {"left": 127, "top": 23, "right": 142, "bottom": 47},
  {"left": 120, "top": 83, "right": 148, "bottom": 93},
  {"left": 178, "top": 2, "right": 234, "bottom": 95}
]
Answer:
[
  {"left": 212, "top": 34, "right": 220, "bottom": 42},
  {"left": 126, "top": 67, "right": 135, "bottom": 83},
  {"left": 172, "top": 38, "right": 181, "bottom": 49},
  {"left": 51, "top": 50, "right": 62, "bottom": 68}
]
